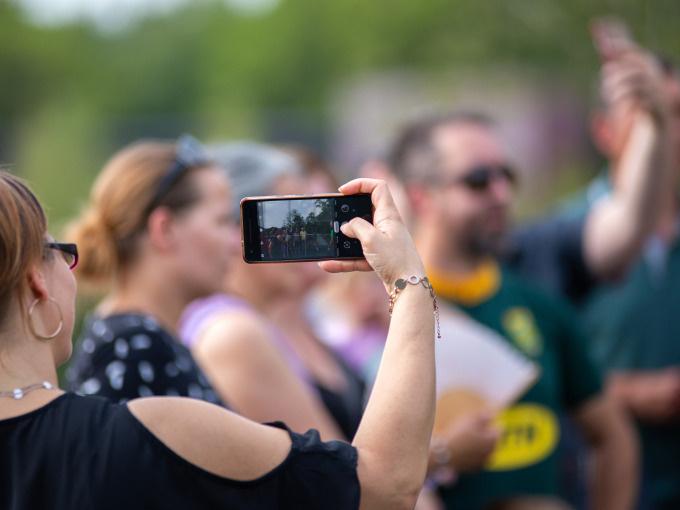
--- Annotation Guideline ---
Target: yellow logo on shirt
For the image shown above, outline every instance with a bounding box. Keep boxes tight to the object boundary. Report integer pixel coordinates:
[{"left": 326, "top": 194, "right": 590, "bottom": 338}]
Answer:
[
  {"left": 502, "top": 307, "right": 543, "bottom": 357},
  {"left": 485, "top": 404, "right": 559, "bottom": 471}
]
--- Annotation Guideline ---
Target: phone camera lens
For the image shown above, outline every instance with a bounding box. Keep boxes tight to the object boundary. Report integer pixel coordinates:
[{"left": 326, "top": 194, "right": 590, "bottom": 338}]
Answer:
[{"left": 340, "top": 204, "right": 350, "bottom": 213}]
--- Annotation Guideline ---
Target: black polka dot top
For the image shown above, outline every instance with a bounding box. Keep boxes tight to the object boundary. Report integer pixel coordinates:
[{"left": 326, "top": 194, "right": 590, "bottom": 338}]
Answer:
[{"left": 67, "top": 313, "right": 223, "bottom": 407}]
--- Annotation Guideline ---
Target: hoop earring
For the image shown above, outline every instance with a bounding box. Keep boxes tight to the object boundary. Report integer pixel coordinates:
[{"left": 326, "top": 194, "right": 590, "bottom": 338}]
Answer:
[{"left": 28, "top": 297, "right": 64, "bottom": 341}]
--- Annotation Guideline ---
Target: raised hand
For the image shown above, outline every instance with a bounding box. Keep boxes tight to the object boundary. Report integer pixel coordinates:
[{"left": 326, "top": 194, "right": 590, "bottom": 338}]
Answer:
[
  {"left": 592, "top": 18, "right": 669, "bottom": 125},
  {"left": 319, "top": 178, "right": 425, "bottom": 291}
]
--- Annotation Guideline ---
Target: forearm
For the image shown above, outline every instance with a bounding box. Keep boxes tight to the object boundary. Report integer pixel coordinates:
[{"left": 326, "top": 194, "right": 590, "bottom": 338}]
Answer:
[
  {"left": 587, "top": 408, "right": 639, "bottom": 510},
  {"left": 606, "top": 372, "right": 640, "bottom": 413},
  {"left": 353, "top": 283, "right": 436, "bottom": 508},
  {"left": 606, "top": 369, "right": 680, "bottom": 422},
  {"left": 585, "top": 112, "right": 671, "bottom": 278}
]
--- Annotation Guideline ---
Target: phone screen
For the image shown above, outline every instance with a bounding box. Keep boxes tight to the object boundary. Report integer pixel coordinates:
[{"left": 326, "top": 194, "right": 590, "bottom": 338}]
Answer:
[{"left": 241, "top": 194, "right": 372, "bottom": 263}]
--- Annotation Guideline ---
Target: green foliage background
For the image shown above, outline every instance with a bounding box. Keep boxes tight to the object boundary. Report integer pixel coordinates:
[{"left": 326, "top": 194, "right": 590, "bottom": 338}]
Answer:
[
  {"left": 1, "top": 0, "right": 678, "bottom": 382},
  {"left": 1, "top": 0, "right": 679, "bottom": 230}
]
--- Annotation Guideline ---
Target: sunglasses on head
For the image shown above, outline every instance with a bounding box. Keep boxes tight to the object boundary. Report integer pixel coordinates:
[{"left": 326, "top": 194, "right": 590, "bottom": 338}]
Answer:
[
  {"left": 455, "top": 164, "right": 517, "bottom": 191},
  {"left": 146, "top": 134, "right": 212, "bottom": 213},
  {"left": 46, "top": 242, "right": 79, "bottom": 270}
]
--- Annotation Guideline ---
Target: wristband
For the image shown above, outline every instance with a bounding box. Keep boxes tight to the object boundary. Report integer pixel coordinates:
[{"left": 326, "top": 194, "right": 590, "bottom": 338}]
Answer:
[{"left": 388, "top": 275, "right": 441, "bottom": 339}]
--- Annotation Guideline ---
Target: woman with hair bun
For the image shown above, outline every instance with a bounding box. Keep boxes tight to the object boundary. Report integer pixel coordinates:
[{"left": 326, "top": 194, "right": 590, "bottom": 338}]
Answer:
[
  {"left": 66, "top": 136, "right": 236, "bottom": 404},
  {"left": 0, "top": 169, "right": 437, "bottom": 509},
  {"left": 66, "top": 137, "right": 353, "bottom": 445}
]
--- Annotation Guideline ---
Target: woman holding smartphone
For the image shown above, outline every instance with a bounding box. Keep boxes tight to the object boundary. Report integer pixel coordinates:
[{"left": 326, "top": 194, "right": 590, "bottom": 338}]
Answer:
[{"left": 0, "top": 170, "right": 435, "bottom": 509}]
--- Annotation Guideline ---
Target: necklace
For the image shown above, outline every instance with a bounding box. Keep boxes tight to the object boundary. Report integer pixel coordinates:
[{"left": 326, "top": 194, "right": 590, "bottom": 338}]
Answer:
[{"left": 0, "top": 381, "right": 55, "bottom": 400}]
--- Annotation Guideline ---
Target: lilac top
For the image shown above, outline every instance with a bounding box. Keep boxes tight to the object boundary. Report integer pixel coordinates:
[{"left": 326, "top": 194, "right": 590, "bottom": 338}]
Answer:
[
  {"left": 334, "top": 325, "right": 387, "bottom": 386},
  {"left": 179, "top": 293, "right": 311, "bottom": 384}
]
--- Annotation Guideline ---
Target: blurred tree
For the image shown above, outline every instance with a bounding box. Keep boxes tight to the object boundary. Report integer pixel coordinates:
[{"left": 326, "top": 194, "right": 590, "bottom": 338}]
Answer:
[{"left": 285, "top": 209, "right": 305, "bottom": 232}]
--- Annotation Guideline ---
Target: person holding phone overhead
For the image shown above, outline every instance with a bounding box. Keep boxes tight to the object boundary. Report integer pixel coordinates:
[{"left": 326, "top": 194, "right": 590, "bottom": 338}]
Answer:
[
  {"left": 0, "top": 169, "right": 436, "bottom": 509},
  {"left": 567, "top": 20, "right": 680, "bottom": 510},
  {"left": 500, "top": 20, "right": 674, "bottom": 306}
]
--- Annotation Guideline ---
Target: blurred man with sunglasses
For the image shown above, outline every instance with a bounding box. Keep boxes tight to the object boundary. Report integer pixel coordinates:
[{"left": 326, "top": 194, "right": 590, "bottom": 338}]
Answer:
[{"left": 388, "top": 110, "right": 638, "bottom": 510}]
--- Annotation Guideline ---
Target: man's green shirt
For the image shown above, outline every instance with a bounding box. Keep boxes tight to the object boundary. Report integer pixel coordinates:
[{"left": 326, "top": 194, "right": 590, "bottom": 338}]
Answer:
[{"left": 436, "top": 268, "right": 602, "bottom": 510}]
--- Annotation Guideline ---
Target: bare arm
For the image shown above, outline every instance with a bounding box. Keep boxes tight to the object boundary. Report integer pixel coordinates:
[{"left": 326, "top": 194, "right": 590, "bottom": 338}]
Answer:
[
  {"left": 584, "top": 41, "right": 673, "bottom": 279},
  {"left": 572, "top": 395, "right": 639, "bottom": 510},
  {"left": 192, "top": 310, "right": 345, "bottom": 441},
  {"left": 352, "top": 283, "right": 434, "bottom": 509},
  {"left": 321, "top": 179, "right": 436, "bottom": 510},
  {"left": 585, "top": 111, "right": 671, "bottom": 278},
  {"left": 607, "top": 368, "right": 680, "bottom": 423},
  {"left": 128, "top": 397, "right": 292, "bottom": 480}
]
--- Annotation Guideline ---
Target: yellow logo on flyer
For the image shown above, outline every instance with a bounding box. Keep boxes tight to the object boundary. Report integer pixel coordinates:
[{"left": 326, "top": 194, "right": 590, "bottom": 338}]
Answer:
[
  {"left": 485, "top": 404, "right": 559, "bottom": 471},
  {"left": 502, "top": 307, "right": 543, "bottom": 357}
]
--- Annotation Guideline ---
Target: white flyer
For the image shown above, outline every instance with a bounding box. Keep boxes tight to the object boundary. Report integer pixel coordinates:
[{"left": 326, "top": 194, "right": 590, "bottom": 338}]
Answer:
[{"left": 434, "top": 306, "right": 539, "bottom": 430}]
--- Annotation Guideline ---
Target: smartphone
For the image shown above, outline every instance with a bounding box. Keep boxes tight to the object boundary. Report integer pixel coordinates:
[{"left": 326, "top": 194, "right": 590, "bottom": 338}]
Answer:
[
  {"left": 241, "top": 193, "right": 373, "bottom": 263},
  {"left": 590, "top": 17, "right": 634, "bottom": 61}
]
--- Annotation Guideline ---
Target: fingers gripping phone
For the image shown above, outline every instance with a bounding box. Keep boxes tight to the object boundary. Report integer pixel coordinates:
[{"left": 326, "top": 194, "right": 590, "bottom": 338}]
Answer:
[{"left": 241, "top": 193, "right": 373, "bottom": 263}]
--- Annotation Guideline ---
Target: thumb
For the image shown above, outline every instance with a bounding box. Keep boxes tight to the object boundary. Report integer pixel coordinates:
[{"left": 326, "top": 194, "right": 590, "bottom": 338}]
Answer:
[{"left": 340, "top": 217, "right": 375, "bottom": 242}]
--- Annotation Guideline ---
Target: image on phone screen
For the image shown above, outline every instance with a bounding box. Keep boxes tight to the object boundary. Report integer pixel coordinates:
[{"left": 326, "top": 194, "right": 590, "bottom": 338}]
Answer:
[{"left": 241, "top": 194, "right": 372, "bottom": 263}]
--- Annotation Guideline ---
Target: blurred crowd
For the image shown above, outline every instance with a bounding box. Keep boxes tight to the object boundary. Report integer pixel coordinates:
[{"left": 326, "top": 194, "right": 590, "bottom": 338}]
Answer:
[{"left": 2, "top": 17, "right": 680, "bottom": 510}]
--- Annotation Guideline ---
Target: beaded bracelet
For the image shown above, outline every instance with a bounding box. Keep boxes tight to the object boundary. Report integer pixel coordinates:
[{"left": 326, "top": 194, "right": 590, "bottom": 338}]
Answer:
[{"left": 388, "top": 275, "right": 442, "bottom": 339}]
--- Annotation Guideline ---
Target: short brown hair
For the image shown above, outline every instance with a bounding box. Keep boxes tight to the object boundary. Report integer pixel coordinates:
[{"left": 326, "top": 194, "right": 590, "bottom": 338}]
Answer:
[
  {"left": 388, "top": 111, "right": 494, "bottom": 184},
  {"left": 0, "top": 170, "right": 48, "bottom": 323},
  {"left": 66, "top": 140, "right": 210, "bottom": 289}
]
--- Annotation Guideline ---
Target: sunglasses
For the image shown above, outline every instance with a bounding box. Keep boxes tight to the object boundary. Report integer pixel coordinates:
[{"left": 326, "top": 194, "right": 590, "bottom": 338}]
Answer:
[
  {"left": 146, "top": 134, "right": 212, "bottom": 213},
  {"left": 46, "top": 242, "right": 79, "bottom": 270},
  {"left": 454, "top": 164, "right": 517, "bottom": 192}
]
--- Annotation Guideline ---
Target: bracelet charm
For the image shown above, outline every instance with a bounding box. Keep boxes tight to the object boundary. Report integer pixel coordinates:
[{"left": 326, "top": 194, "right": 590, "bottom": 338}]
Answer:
[{"left": 389, "top": 275, "right": 442, "bottom": 339}]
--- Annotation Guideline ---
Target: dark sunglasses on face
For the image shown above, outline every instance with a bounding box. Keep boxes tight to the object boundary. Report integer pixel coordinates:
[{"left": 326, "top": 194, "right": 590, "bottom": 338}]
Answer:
[
  {"left": 456, "top": 164, "right": 517, "bottom": 192},
  {"left": 146, "top": 134, "right": 212, "bottom": 213},
  {"left": 46, "top": 242, "right": 79, "bottom": 270}
]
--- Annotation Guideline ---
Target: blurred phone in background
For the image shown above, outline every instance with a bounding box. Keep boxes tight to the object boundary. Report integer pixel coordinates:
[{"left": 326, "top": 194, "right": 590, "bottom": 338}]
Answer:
[{"left": 590, "top": 17, "right": 635, "bottom": 61}]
